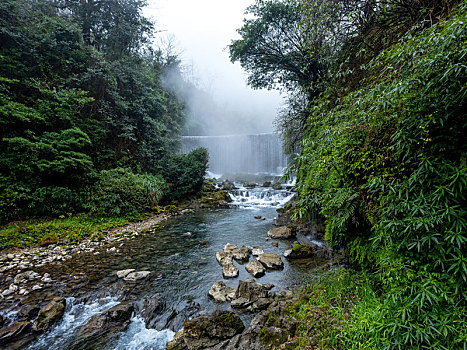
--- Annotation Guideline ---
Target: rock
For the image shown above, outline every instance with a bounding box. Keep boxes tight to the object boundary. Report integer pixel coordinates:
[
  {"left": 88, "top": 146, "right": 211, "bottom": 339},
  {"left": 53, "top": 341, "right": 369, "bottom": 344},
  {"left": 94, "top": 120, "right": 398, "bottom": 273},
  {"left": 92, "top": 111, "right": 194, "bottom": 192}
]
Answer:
[
  {"left": 257, "top": 253, "right": 284, "bottom": 269},
  {"left": 254, "top": 216, "right": 266, "bottom": 220},
  {"left": 262, "top": 181, "right": 272, "bottom": 187},
  {"left": 183, "top": 310, "right": 245, "bottom": 350},
  {"left": 166, "top": 330, "right": 187, "bottom": 350},
  {"left": 0, "top": 322, "right": 31, "bottom": 345},
  {"left": 223, "top": 263, "right": 239, "bottom": 279},
  {"left": 123, "top": 271, "right": 151, "bottom": 282},
  {"left": 32, "top": 284, "right": 42, "bottom": 291},
  {"left": 272, "top": 182, "right": 282, "bottom": 190},
  {"left": 231, "top": 246, "right": 250, "bottom": 262},
  {"left": 32, "top": 297, "right": 66, "bottom": 332},
  {"left": 116, "top": 269, "right": 135, "bottom": 278},
  {"left": 0, "top": 314, "right": 3, "bottom": 327},
  {"left": 7, "top": 254, "right": 15, "bottom": 260},
  {"left": 208, "top": 281, "right": 236, "bottom": 302},
  {"left": 222, "top": 180, "right": 235, "bottom": 191},
  {"left": 251, "top": 297, "right": 272, "bottom": 311},
  {"left": 243, "top": 182, "right": 257, "bottom": 188},
  {"left": 234, "top": 279, "right": 270, "bottom": 304},
  {"left": 75, "top": 302, "right": 134, "bottom": 346},
  {"left": 267, "top": 226, "right": 296, "bottom": 239},
  {"left": 251, "top": 246, "right": 264, "bottom": 256},
  {"left": 284, "top": 244, "right": 315, "bottom": 259},
  {"left": 216, "top": 251, "right": 233, "bottom": 266},
  {"left": 245, "top": 260, "right": 265, "bottom": 278},
  {"left": 271, "top": 241, "right": 278, "bottom": 247},
  {"left": 231, "top": 297, "right": 252, "bottom": 309},
  {"left": 223, "top": 243, "right": 238, "bottom": 253},
  {"left": 2, "top": 289, "right": 14, "bottom": 296},
  {"left": 14, "top": 271, "right": 40, "bottom": 284},
  {"left": 140, "top": 295, "right": 161, "bottom": 328},
  {"left": 18, "top": 305, "right": 40, "bottom": 321}
]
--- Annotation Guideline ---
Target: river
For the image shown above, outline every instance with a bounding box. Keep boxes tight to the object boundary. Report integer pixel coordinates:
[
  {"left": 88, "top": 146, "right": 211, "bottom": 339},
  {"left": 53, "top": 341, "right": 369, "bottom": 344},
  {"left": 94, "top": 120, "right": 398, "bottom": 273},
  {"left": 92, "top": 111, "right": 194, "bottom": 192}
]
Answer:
[{"left": 19, "top": 185, "right": 326, "bottom": 349}]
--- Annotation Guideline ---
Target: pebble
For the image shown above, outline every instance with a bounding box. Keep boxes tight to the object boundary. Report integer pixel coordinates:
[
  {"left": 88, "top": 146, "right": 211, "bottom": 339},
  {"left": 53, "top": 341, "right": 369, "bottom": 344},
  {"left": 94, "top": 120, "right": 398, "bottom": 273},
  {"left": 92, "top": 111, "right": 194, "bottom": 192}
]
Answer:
[{"left": 32, "top": 285, "right": 42, "bottom": 291}]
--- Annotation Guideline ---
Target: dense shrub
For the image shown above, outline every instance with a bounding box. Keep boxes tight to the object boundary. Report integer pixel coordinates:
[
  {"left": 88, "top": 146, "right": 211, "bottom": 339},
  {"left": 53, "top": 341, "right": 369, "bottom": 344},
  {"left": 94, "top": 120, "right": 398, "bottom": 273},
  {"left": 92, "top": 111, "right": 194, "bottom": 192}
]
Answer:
[
  {"left": 87, "top": 168, "right": 167, "bottom": 216},
  {"left": 295, "top": 3, "right": 466, "bottom": 348},
  {"left": 161, "top": 148, "right": 208, "bottom": 201}
]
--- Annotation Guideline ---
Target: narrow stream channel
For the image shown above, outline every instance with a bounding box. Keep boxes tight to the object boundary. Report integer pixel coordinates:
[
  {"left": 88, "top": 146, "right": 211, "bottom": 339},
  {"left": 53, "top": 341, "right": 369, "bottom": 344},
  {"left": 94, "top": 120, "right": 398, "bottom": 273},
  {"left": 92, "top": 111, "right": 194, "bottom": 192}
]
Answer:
[{"left": 25, "top": 185, "right": 326, "bottom": 349}]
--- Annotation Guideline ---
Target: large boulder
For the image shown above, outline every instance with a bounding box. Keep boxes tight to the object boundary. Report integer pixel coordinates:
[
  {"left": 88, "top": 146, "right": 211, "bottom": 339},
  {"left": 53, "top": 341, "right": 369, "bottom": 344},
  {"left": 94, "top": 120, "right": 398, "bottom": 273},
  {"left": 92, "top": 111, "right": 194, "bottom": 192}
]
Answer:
[
  {"left": 257, "top": 253, "right": 284, "bottom": 269},
  {"left": 245, "top": 260, "right": 265, "bottom": 278},
  {"left": 223, "top": 263, "right": 239, "bottom": 279},
  {"left": 32, "top": 297, "right": 66, "bottom": 332},
  {"left": 284, "top": 244, "right": 330, "bottom": 260},
  {"left": 166, "top": 330, "right": 187, "bottom": 350},
  {"left": 140, "top": 295, "right": 161, "bottom": 328},
  {"left": 0, "top": 322, "right": 31, "bottom": 346},
  {"left": 208, "top": 281, "right": 236, "bottom": 302},
  {"left": 75, "top": 302, "right": 134, "bottom": 347},
  {"left": 267, "top": 226, "right": 296, "bottom": 239},
  {"left": 231, "top": 279, "right": 272, "bottom": 309},
  {"left": 183, "top": 310, "right": 245, "bottom": 350}
]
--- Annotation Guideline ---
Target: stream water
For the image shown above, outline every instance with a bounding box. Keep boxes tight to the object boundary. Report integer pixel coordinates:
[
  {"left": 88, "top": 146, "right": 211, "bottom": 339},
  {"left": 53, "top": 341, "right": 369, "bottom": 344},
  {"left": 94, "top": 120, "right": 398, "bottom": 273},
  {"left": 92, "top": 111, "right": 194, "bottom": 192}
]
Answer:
[{"left": 25, "top": 185, "right": 326, "bottom": 349}]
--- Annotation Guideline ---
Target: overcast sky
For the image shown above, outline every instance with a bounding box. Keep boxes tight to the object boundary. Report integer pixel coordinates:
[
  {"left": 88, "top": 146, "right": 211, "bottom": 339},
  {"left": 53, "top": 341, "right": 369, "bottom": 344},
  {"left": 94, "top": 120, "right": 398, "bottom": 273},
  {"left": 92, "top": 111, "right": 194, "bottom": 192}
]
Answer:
[{"left": 143, "top": 0, "right": 283, "bottom": 134}]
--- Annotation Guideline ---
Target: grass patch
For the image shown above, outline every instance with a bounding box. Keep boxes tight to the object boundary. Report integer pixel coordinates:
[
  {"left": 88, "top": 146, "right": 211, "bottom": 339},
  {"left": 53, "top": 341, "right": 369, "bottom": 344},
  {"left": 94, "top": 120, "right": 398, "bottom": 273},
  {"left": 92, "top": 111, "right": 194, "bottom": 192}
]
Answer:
[{"left": 0, "top": 212, "right": 151, "bottom": 251}]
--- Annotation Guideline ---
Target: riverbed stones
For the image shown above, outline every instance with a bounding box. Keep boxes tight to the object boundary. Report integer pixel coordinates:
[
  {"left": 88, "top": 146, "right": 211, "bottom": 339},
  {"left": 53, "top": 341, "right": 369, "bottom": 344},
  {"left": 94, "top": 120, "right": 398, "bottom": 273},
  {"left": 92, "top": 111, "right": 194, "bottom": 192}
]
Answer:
[
  {"left": 183, "top": 310, "right": 245, "bottom": 350},
  {"left": 267, "top": 226, "right": 296, "bottom": 239},
  {"left": 208, "top": 281, "right": 236, "bottom": 302},
  {"left": 216, "top": 251, "right": 233, "bottom": 266},
  {"left": 116, "top": 269, "right": 135, "bottom": 278},
  {"left": 32, "top": 297, "right": 66, "bottom": 332},
  {"left": 123, "top": 270, "right": 151, "bottom": 282},
  {"left": 257, "top": 253, "right": 284, "bottom": 269},
  {"left": 245, "top": 260, "right": 265, "bottom": 278},
  {"left": 223, "top": 263, "right": 239, "bottom": 279},
  {"left": 14, "top": 270, "right": 40, "bottom": 284},
  {"left": 0, "top": 321, "right": 31, "bottom": 346}
]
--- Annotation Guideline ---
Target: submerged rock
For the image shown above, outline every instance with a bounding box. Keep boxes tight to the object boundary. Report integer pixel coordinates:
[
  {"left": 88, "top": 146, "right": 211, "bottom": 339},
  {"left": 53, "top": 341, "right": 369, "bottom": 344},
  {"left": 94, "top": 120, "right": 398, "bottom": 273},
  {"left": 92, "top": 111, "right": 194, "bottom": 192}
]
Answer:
[
  {"left": 208, "top": 281, "right": 236, "bottom": 302},
  {"left": 257, "top": 253, "right": 284, "bottom": 269},
  {"left": 267, "top": 226, "right": 296, "bottom": 239},
  {"left": 245, "top": 260, "right": 265, "bottom": 278},
  {"left": 183, "top": 310, "right": 245, "bottom": 350},
  {"left": 32, "top": 297, "right": 66, "bottom": 332}
]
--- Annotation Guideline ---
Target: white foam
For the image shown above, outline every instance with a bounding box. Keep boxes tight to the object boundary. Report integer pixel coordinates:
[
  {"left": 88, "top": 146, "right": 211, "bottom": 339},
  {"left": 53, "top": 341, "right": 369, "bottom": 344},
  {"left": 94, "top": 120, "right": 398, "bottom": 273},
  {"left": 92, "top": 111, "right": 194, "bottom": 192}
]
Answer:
[
  {"left": 229, "top": 186, "right": 294, "bottom": 208},
  {"left": 31, "top": 297, "right": 120, "bottom": 349},
  {"left": 115, "top": 316, "right": 175, "bottom": 350}
]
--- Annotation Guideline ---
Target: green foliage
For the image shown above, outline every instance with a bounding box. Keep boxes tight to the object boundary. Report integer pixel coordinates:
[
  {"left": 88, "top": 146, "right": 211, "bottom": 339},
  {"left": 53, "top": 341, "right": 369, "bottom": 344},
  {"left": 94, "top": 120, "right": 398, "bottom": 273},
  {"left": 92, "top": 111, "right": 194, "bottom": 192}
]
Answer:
[
  {"left": 87, "top": 168, "right": 167, "bottom": 216},
  {"left": 0, "top": 0, "right": 202, "bottom": 223},
  {"left": 162, "top": 148, "right": 209, "bottom": 201},
  {"left": 294, "top": 2, "right": 467, "bottom": 348},
  {"left": 0, "top": 213, "right": 133, "bottom": 250}
]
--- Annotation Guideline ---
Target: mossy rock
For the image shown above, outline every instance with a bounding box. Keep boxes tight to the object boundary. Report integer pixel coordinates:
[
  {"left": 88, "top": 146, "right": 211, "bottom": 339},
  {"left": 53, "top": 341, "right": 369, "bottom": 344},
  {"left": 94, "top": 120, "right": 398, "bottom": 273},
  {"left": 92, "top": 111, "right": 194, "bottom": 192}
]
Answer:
[{"left": 39, "top": 234, "right": 59, "bottom": 246}]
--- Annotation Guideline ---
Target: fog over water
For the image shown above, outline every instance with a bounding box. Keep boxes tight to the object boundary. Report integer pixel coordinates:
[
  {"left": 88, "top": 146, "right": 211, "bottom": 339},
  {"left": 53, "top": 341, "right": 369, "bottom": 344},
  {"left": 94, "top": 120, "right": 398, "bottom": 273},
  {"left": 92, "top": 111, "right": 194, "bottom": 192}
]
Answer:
[{"left": 143, "top": 0, "right": 283, "bottom": 136}]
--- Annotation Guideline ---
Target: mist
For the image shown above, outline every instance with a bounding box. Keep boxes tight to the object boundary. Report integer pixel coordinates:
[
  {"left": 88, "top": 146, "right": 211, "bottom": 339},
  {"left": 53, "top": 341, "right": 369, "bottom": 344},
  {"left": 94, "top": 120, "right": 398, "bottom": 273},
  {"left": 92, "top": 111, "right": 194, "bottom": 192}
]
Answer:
[{"left": 144, "top": 0, "right": 283, "bottom": 136}]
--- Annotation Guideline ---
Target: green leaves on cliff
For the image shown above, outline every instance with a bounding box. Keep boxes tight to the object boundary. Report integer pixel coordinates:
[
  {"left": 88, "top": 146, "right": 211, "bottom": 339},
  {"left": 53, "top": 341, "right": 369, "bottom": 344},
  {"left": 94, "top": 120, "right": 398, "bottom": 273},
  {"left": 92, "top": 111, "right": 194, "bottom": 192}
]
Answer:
[{"left": 294, "top": 1, "right": 466, "bottom": 348}]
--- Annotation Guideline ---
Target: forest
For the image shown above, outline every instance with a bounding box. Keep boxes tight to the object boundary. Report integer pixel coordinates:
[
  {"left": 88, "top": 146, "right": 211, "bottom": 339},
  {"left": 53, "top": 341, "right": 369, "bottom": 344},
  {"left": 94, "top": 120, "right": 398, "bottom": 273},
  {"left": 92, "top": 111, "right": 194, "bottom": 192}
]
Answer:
[
  {"left": 0, "top": 0, "right": 465, "bottom": 348},
  {"left": 0, "top": 0, "right": 208, "bottom": 229},
  {"left": 230, "top": 0, "right": 466, "bottom": 348}
]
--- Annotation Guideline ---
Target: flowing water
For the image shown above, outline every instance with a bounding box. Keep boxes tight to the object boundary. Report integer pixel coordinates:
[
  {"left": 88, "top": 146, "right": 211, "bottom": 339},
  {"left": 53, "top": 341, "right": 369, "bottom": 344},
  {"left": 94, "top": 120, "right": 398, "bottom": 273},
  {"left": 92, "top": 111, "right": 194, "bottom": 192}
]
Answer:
[
  {"left": 26, "top": 186, "right": 327, "bottom": 349},
  {"left": 181, "top": 133, "right": 289, "bottom": 175}
]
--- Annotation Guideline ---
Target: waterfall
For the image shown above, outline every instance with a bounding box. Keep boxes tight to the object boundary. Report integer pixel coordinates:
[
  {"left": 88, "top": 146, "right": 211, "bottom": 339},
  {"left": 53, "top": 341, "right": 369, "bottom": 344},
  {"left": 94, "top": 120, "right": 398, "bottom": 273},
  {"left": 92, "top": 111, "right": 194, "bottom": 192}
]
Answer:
[{"left": 181, "top": 133, "right": 289, "bottom": 175}]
